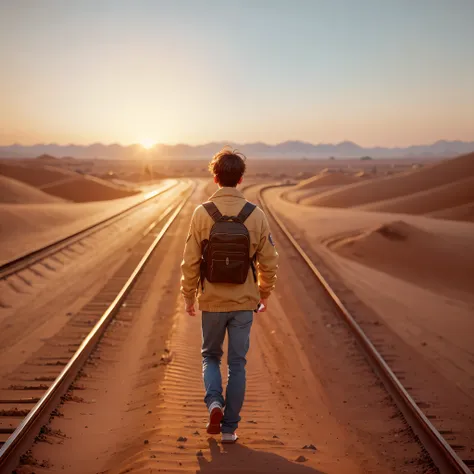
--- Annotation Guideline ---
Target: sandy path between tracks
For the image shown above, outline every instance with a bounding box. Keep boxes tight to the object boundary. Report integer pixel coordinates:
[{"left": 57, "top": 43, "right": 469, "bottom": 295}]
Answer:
[
  {"left": 15, "top": 181, "right": 425, "bottom": 474},
  {"left": 0, "top": 182, "right": 188, "bottom": 386}
]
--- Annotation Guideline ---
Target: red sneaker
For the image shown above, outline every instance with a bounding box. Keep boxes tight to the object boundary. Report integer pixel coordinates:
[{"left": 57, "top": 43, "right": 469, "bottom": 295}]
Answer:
[{"left": 206, "top": 402, "right": 223, "bottom": 435}]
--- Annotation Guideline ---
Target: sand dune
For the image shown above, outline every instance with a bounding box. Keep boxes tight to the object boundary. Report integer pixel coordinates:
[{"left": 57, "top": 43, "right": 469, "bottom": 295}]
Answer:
[
  {"left": 428, "top": 202, "right": 474, "bottom": 222},
  {"left": 41, "top": 175, "right": 139, "bottom": 202},
  {"left": 328, "top": 220, "right": 474, "bottom": 297},
  {"left": 303, "top": 152, "right": 474, "bottom": 212},
  {"left": 0, "top": 162, "right": 75, "bottom": 187},
  {"left": 266, "top": 186, "right": 474, "bottom": 297},
  {"left": 298, "top": 170, "right": 362, "bottom": 189},
  {"left": 264, "top": 186, "right": 474, "bottom": 408},
  {"left": 0, "top": 162, "right": 139, "bottom": 202},
  {"left": 0, "top": 175, "right": 66, "bottom": 203},
  {"left": 0, "top": 179, "right": 179, "bottom": 264},
  {"left": 358, "top": 175, "right": 474, "bottom": 215},
  {"left": 285, "top": 170, "right": 362, "bottom": 203},
  {"left": 0, "top": 201, "right": 126, "bottom": 263},
  {"left": 285, "top": 185, "right": 340, "bottom": 204}
]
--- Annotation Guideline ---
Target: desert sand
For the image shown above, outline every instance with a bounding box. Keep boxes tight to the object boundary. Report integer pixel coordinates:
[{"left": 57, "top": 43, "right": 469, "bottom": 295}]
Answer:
[
  {"left": 263, "top": 154, "right": 474, "bottom": 460},
  {"left": 268, "top": 184, "right": 474, "bottom": 347},
  {"left": 0, "top": 175, "right": 66, "bottom": 204},
  {"left": 292, "top": 152, "right": 474, "bottom": 221},
  {"left": 0, "top": 180, "right": 188, "bottom": 380},
  {"left": 429, "top": 201, "right": 474, "bottom": 221},
  {"left": 8, "top": 181, "right": 424, "bottom": 474},
  {"left": 1, "top": 153, "right": 472, "bottom": 472},
  {"left": 0, "top": 179, "right": 176, "bottom": 264},
  {"left": 327, "top": 220, "right": 473, "bottom": 296},
  {"left": 284, "top": 169, "right": 366, "bottom": 203},
  {"left": 359, "top": 175, "right": 474, "bottom": 219},
  {"left": 0, "top": 153, "right": 179, "bottom": 264},
  {"left": 0, "top": 162, "right": 139, "bottom": 202},
  {"left": 293, "top": 170, "right": 363, "bottom": 188}
]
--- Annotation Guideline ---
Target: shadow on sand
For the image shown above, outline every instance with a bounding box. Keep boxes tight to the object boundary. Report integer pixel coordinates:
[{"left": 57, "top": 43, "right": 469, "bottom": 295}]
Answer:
[{"left": 197, "top": 438, "right": 325, "bottom": 474}]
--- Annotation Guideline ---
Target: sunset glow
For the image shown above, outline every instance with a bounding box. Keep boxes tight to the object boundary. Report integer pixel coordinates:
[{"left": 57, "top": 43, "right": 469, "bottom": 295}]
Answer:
[
  {"left": 140, "top": 139, "right": 156, "bottom": 150},
  {"left": 0, "top": 2, "right": 473, "bottom": 147}
]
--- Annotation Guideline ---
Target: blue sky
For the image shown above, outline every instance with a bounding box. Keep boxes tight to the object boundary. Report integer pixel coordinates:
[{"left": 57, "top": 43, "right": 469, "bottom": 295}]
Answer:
[{"left": 1, "top": 0, "right": 473, "bottom": 146}]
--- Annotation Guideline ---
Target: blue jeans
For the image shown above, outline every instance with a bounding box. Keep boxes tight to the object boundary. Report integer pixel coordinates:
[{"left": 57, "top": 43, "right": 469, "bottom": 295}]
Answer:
[{"left": 201, "top": 310, "right": 253, "bottom": 433}]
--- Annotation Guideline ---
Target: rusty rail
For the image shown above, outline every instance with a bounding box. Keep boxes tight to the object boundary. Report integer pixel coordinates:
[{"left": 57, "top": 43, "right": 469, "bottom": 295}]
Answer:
[{"left": 258, "top": 185, "right": 471, "bottom": 474}]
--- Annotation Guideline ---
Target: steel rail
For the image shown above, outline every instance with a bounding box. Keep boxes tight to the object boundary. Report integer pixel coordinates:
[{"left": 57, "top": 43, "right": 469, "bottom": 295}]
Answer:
[
  {"left": 0, "top": 180, "right": 179, "bottom": 280},
  {"left": 258, "top": 185, "right": 471, "bottom": 474},
  {"left": 0, "top": 184, "right": 194, "bottom": 473}
]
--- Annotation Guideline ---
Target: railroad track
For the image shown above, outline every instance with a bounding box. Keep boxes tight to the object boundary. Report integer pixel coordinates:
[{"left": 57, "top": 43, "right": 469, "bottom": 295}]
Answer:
[
  {"left": 0, "top": 179, "right": 179, "bottom": 281},
  {"left": 258, "top": 185, "right": 472, "bottom": 474},
  {"left": 0, "top": 183, "right": 195, "bottom": 473}
]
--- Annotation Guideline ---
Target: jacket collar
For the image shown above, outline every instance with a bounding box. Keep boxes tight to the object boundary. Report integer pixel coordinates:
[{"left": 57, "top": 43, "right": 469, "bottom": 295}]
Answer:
[{"left": 209, "top": 186, "right": 245, "bottom": 200}]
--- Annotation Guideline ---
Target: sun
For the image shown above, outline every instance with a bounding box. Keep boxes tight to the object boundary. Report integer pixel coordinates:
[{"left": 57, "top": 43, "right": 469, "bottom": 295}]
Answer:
[{"left": 140, "top": 139, "right": 156, "bottom": 150}]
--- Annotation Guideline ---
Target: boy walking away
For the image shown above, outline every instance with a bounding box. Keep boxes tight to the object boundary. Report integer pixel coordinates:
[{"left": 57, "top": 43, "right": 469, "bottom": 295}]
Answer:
[{"left": 180, "top": 148, "right": 279, "bottom": 444}]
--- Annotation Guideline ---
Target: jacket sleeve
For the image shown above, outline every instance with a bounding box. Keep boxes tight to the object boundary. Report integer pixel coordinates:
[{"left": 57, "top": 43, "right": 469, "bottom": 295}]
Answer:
[
  {"left": 256, "top": 213, "right": 279, "bottom": 299},
  {"left": 180, "top": 208, "right": 202, "bottom": 305}
]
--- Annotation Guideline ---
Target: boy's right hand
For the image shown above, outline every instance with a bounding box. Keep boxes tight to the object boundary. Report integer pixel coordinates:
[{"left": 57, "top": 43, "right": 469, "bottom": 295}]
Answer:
[{"left": 257, "top": 298, "right": 268, "bottom": 313}]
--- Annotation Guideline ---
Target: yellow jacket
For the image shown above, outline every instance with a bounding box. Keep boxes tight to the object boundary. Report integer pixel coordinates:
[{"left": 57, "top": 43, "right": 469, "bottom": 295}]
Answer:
[{"left": 181, "top": 187, "right": 279, "bottom": 312}]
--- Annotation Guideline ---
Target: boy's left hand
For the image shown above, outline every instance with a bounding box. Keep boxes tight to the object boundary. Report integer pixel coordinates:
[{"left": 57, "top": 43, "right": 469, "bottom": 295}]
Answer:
[{"left": 185, "top": 301, "right": 196, "bottom": 317}]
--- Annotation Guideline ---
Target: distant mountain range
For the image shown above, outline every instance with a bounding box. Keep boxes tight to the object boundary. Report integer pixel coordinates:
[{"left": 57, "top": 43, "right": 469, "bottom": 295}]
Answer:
[{"left": 1, "top": 140, "right": 473, "bottom": 160}]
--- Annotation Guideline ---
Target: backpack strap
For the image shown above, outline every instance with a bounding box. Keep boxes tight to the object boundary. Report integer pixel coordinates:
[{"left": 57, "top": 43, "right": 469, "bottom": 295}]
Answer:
[
  {"left": 237, "top": 202, "right": 256, "bottom": 223},
  {"left": 203, "top": 202, "right": 223, "bottom": 222},
  {"left": 250, "top": 254, "right": 257, "bottom": 282},
  {"left": 199, "top": 239, "right": 209, "bottom": 290}
]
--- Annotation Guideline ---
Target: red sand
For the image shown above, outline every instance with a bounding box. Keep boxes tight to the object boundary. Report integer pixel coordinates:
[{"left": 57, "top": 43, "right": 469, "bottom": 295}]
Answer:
[
  {"left": 263, "top": 185, "right": 474, "bottom": 461},
  {"left": 0, "top": 180, "right": 177, "bottom": 264},
  {"left": 429, "top": 202, "right": 474, "bottom": 222},
  {"left": 298, "top": 170, "right": 362, "bottom": 189},
  {"left": 0, "top": 162, "right": 74, "bottom": 187},
  {"left": 285, "top": 170, "right": 363, "bottom": 203},
  {"left": 7, "top": 180, "right": 423, "bottom": 474},
  {"left": 359, "top": 175, "right": 474, "bottom": 215},
  {"left": 328, "top": 220, "right": 474, "bottom": 297},
  {"left": 265, "top": 185, "right": 474, "bottom": 396},
  {"left": 0, "top": 162, "right": 139, "bottom": 202},
  {"left": 302, "top": 153, "right": 474, "bottom": 219},
  {"left": 0, "top": 175, "right": 66, "bottom": 204}
]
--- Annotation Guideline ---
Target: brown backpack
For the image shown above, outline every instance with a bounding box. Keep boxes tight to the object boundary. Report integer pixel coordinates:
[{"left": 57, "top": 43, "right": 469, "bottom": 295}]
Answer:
[{"left": 200, "top": 201, "right": 256, "bottom": 288}]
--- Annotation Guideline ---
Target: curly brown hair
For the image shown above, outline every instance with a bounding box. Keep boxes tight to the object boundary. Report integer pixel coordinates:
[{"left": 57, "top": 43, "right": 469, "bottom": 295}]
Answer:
[{"left": 208, "top": 147, "right": 247, "bottom": 187}]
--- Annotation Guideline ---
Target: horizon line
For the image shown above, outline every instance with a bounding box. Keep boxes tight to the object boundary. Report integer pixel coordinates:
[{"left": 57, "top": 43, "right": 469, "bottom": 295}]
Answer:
[{"left": 2, "top": 138, "right": 474, "bottom": 149}]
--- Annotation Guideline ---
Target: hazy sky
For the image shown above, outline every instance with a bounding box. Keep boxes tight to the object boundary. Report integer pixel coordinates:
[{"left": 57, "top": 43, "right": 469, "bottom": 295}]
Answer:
[{"left": 1, "top": 0, "right": 473, "bottom": 147}]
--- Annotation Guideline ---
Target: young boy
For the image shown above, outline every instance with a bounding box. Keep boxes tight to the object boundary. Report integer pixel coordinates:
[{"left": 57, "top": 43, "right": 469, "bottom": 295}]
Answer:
[{"left": 180, "top": 148, "right": 279, "bottom": 443}]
